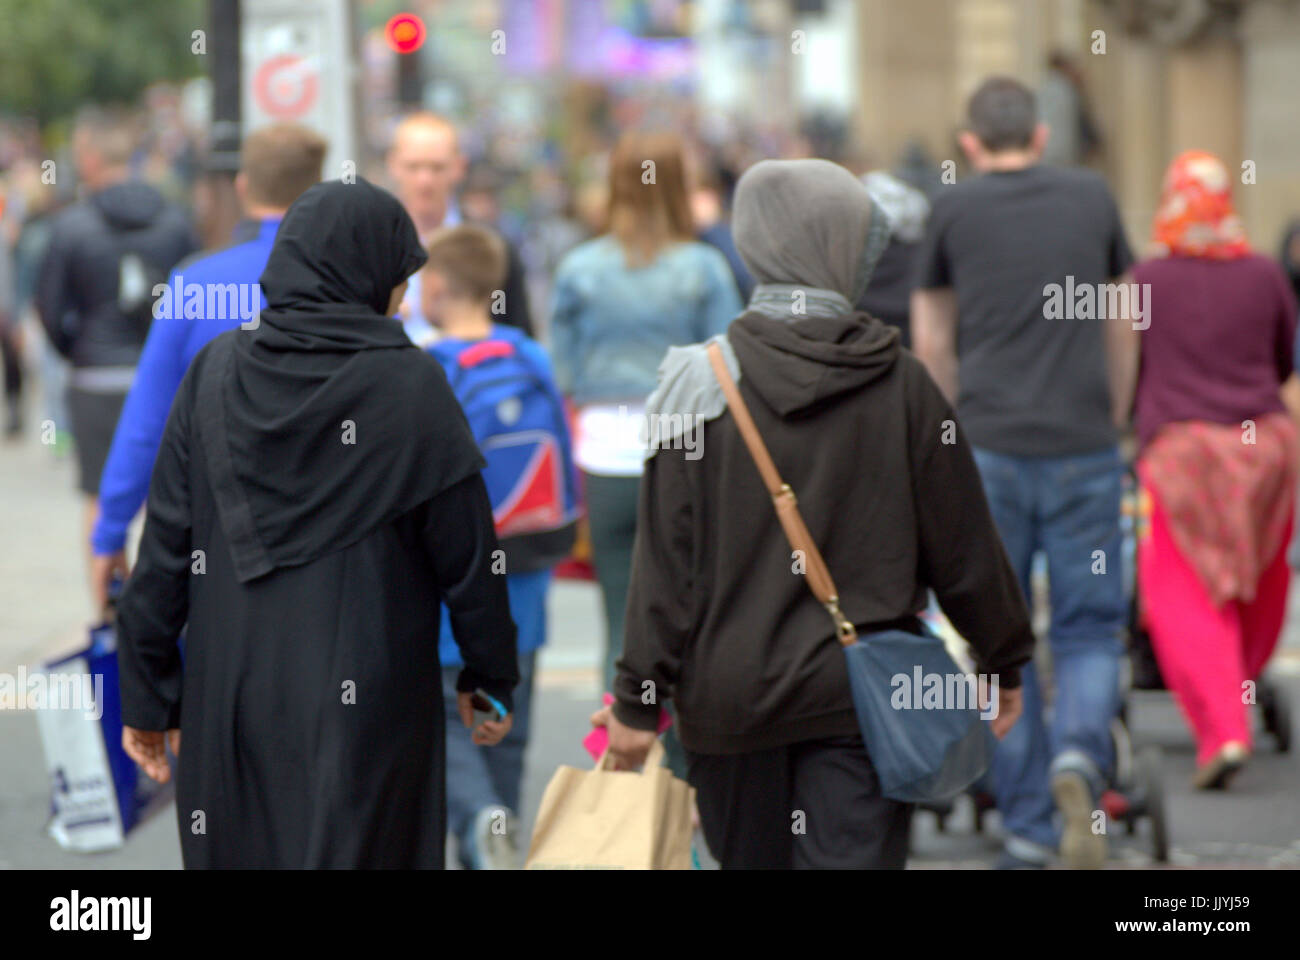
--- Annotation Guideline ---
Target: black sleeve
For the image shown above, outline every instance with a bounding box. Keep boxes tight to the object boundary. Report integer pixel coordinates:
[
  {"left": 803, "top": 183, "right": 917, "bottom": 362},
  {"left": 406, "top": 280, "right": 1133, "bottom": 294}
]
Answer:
[
  {"left": 422, "top": 472, "right": 520, "bottom": 712},
  {"left": 906, "top": 360, "right": 1034, "bottom": 688},
  {"left": 1105, "top": 188, "right": 1135, "bottom": 278},
  {"left": 912, "top": 194, "right": 952, "bottom": 290},
  {"left": 35, "top": 219, "right": 76, "bottom": 358},
  {"left": 498, "top": 238, "right": 534, "bottom": 338},
  {"left": 116, "top": 367, "right": 195, "bottom": 730},
  {"left": 612, "top": 445, "right": 695, "bottom": 731}
]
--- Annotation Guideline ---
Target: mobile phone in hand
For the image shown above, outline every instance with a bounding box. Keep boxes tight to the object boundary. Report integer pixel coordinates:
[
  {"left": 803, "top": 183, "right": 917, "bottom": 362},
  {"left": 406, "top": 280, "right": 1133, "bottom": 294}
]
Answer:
[{"left": 470, "top": 688, "right": 505, "bottom": 731}]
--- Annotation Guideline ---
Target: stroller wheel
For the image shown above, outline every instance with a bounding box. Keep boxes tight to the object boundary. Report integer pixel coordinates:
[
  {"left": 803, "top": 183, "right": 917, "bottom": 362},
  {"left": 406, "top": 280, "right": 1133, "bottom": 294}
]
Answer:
[
  {"left": 1259, "top": 678, "right": 1292, "bottom": 754},
  {"left": 1138, "top": 746, "right": 1170, "bottom": 863}
]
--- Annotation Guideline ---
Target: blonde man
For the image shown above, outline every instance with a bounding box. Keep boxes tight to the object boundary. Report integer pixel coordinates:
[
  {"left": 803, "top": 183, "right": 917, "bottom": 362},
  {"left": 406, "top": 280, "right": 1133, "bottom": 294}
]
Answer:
[{"left": 385, "top": 111, "right": 532, "bottom": 342}]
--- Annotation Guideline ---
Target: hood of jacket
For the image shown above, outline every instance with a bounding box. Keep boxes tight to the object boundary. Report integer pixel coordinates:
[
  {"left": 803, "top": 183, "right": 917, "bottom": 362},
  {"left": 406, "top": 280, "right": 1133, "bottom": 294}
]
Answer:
[
  {"left": 727, "top": 309, "right": 901, "bottom": 417},
  {"left": 92, "top": 181, "right": 167, "bottom": 230}
]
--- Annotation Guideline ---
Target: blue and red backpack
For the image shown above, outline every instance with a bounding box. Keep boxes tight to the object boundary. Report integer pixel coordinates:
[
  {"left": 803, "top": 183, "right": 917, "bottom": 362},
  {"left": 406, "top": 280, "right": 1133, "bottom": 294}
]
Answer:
[{"left": 428, "top": 326, "right": 579, "bottom": 573}]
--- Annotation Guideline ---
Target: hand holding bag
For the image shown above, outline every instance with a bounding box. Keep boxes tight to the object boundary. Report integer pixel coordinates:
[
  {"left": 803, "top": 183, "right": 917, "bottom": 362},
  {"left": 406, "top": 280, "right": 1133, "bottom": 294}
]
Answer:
[
  {"left": 706, "top": 342, "right": 994, "bottom": 803},
  {"left": 524, "top": 739, "right": 696, "bottom": 869}
]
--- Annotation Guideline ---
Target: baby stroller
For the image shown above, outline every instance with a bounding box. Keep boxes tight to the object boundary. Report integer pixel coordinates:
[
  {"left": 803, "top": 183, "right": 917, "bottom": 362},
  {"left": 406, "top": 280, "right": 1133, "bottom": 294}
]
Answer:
[
  {"left": 917, "top": 480, "right": 1175, "bottom": 862},
  {"left": 920, "top": 717, "right": 1170, "bottom": 864}
]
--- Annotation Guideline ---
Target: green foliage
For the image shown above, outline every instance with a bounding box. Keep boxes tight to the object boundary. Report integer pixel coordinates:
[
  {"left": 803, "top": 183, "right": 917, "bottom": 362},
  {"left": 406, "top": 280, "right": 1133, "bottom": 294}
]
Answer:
[{"left": 0, "top": 0, "right": 205, "bottom": 125}]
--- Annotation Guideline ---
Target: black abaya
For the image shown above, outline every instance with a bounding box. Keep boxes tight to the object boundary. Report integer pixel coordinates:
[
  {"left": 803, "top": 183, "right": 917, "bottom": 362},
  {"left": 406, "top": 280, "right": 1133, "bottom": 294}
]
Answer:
[{"left": 115, "top": 180, "right": 519, "bottom": 867}]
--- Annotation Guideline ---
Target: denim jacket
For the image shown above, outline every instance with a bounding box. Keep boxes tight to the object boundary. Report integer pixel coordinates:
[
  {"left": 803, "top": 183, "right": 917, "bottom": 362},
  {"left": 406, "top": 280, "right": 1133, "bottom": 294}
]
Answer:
[{"left": 548, "top": 235, "right": 742, "bottom": 404}]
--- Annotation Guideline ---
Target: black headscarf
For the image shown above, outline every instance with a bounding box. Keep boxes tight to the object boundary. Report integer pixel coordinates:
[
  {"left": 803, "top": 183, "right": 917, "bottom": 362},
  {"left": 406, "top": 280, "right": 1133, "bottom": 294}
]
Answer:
[{"left": 194, "top": 178, "right": 485, "bottom": 583}]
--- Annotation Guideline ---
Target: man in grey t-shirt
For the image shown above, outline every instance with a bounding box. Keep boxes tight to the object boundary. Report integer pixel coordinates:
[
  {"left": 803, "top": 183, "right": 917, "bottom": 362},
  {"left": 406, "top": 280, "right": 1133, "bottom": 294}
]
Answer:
[{"left": 913, "top": 76, "right": 1139, "bottom": 870}]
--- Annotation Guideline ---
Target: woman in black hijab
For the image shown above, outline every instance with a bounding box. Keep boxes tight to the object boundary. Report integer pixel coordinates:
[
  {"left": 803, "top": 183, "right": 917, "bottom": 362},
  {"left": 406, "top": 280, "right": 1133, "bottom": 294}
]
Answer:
[{"left": 115, "top": 179, "right": 518, "bottom": 868}]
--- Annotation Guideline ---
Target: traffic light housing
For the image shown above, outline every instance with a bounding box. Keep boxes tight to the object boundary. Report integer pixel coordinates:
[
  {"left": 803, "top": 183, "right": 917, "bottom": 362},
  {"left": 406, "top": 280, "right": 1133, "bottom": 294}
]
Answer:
[{"left": 386, "top": 13, "right": 426, "bottom": 106}]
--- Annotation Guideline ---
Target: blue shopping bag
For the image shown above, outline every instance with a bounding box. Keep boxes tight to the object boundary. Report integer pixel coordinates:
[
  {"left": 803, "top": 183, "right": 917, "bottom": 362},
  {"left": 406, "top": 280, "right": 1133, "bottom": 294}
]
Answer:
[{"left": 34, "top": 618, "right": 165, "bottom": 852}]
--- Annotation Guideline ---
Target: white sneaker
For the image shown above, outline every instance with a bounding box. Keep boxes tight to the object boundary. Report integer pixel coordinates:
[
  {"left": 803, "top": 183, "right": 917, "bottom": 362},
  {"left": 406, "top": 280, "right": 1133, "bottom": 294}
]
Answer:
[{"left": 1052, "top": 769, "right": 1107, "bottom": 869}]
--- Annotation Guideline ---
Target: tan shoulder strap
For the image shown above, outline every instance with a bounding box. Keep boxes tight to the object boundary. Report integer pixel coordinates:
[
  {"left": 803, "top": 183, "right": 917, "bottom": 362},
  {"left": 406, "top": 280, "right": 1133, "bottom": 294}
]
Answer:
[{"left": 706, "top": 342, "right": 857, "bottom": 646}]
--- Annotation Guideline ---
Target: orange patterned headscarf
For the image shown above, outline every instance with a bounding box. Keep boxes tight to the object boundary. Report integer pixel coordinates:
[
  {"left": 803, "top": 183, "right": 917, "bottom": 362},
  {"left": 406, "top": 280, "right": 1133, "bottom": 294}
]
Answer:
[{"left": 1151, "top": 150, "right": 1250, "bottom": 260}]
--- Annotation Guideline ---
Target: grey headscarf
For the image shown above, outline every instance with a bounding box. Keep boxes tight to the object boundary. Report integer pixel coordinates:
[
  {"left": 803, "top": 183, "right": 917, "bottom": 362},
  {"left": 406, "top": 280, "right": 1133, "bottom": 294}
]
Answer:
[
  {"left": 734, "top": 158, "right": 891, "bottom": 321},
  {"left": 642, "top": 158, "right": 889, "bottom": 458}
]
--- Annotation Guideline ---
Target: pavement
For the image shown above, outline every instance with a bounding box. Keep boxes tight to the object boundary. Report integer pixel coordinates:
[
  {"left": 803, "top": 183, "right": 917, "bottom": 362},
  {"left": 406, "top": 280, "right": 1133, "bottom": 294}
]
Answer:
[{"left": 1, "top": 371, "right": 1298, "bottom": 870}]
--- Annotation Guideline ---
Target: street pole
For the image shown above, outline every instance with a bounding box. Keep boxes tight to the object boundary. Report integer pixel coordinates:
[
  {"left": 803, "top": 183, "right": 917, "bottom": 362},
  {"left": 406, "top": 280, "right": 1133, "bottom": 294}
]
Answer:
[{"left": 203, "top": 0, "right": 243, "bottom": 247}]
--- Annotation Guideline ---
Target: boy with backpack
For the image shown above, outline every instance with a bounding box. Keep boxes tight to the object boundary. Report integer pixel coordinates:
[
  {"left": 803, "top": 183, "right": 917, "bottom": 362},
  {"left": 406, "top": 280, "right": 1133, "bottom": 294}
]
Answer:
[{"left": 422, "top": 224, "right": 579, "bottom": 869}]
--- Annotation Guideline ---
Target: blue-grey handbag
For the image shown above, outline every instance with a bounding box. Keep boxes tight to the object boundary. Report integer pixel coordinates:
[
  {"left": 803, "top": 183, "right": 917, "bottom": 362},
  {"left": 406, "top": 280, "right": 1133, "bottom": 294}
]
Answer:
[
  {"left": 707, "top": 343, "right": 994, "bottom": 803},
  {"left": 842, "top": 626, "right": 994, "bottom": 801}
]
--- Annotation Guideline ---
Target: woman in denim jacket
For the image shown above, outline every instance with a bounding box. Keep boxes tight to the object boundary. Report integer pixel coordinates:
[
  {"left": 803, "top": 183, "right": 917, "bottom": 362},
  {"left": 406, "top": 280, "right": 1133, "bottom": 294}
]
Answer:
[{"left": 549, "top": 131, "right": 742, "bottom": 696}]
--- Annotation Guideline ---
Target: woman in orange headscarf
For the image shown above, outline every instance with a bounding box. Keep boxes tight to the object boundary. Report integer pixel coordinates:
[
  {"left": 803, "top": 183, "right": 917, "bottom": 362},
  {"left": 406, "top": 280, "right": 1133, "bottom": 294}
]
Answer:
[{"left": 1133, "top": 151, "right": 1299, "bottom": 788}]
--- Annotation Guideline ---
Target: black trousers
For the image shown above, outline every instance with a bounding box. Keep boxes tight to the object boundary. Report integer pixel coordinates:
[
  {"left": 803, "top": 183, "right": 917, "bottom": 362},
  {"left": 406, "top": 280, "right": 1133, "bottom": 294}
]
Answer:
[
  {"left": 66, "top": 385, "right": 128, "bottom": 495},
  {"left": 686, "top": 735, "right": 913, "bottom": 869},
  {"left": 1, "top": 323, "right": 21, "bottom": 401}
]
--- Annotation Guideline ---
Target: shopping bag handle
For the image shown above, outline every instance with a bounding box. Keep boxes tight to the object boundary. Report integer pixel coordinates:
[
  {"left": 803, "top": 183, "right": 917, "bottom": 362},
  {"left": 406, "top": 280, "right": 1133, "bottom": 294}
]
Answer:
[{"left": 595, "top": 736, "right": 667, "bottom": 773}]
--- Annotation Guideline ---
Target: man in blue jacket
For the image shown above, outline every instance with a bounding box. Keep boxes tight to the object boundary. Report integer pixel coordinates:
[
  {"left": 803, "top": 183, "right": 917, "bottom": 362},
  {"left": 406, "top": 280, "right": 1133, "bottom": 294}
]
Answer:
[{"left": 90, "top": 124, "right": 327, "bottom": 609}]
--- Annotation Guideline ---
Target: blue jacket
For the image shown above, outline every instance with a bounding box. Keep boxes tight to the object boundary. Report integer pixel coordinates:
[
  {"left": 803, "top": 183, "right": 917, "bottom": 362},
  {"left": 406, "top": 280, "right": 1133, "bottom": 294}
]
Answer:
[
  {"left": 548, "top": 236, "right": 742, "bottom": 404},
  {"left": 438, "top": 569, "right": 551, "bottom": 668},
  {"left": 92, "top": 218, "right": 280, "bottom": 556}
]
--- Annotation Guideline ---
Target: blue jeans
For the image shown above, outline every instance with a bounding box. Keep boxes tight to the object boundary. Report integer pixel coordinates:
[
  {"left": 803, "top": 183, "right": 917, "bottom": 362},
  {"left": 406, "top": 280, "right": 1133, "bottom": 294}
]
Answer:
[
  {"left": 972, "top": 445, "right": 1125, "bottom": 851},
  {"left": 442, "top": 650, "right": 536, "bottom": 867}
]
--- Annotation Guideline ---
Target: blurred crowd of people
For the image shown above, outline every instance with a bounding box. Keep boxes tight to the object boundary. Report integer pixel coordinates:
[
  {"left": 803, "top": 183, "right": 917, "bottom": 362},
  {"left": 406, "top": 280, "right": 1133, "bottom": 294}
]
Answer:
[{"left": 6, "top": 66, "right": 1300, "bottom": 871}]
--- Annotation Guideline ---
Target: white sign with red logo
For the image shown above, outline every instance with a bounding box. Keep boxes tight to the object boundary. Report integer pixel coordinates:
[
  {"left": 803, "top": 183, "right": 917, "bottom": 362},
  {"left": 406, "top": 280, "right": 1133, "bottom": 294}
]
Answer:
[
  {"left": 242, "top": 0, "right": 356, "bottom": 178},
  {"left": 252, "top": 53, "right": 319, "bottom": 119}
]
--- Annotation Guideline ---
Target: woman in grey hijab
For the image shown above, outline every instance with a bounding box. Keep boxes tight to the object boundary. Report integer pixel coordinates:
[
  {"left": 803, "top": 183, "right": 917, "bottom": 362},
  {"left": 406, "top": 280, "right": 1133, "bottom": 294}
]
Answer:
[
  {"left": 641, "top": 158, "right": 890, "bottom": 435},
  {"left": 591, "top": 159, "right": 1033, "bottom": 869}
]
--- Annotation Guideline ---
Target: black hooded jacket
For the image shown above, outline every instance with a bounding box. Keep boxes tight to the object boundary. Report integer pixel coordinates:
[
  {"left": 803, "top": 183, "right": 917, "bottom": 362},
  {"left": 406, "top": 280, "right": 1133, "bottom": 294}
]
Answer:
[
  {"left": 613, "top": 310, "right": 1035, "bottom": 755},
  {"left": 37, "top": 181, "right": 197, "bottom": 367}
]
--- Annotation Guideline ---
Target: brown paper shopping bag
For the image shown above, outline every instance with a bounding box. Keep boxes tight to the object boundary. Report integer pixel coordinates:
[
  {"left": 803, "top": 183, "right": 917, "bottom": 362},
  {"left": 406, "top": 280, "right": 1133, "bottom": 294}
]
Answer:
[{"left": 524, "top": 739, "right": 696, "bottom": 869}]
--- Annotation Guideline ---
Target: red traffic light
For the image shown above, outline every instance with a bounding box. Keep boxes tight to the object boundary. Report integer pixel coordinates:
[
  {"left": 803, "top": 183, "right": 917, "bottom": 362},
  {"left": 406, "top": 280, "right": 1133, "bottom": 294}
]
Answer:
[{"left": 385, "top": 13, "right": 427, "bottom": 55}]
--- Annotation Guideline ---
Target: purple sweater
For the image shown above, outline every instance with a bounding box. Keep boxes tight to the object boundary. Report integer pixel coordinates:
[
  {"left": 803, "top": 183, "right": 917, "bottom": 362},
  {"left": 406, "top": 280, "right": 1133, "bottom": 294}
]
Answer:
[{"left": 1133, "top": 253, "right": 1297, "bottom": 449}]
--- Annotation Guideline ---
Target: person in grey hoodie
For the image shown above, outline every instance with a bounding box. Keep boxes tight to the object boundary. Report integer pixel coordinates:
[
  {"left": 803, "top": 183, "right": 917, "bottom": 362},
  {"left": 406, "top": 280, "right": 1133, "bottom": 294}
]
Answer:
[{"left": 590, "top": 158, "right": 1034, "bottom": 869}]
